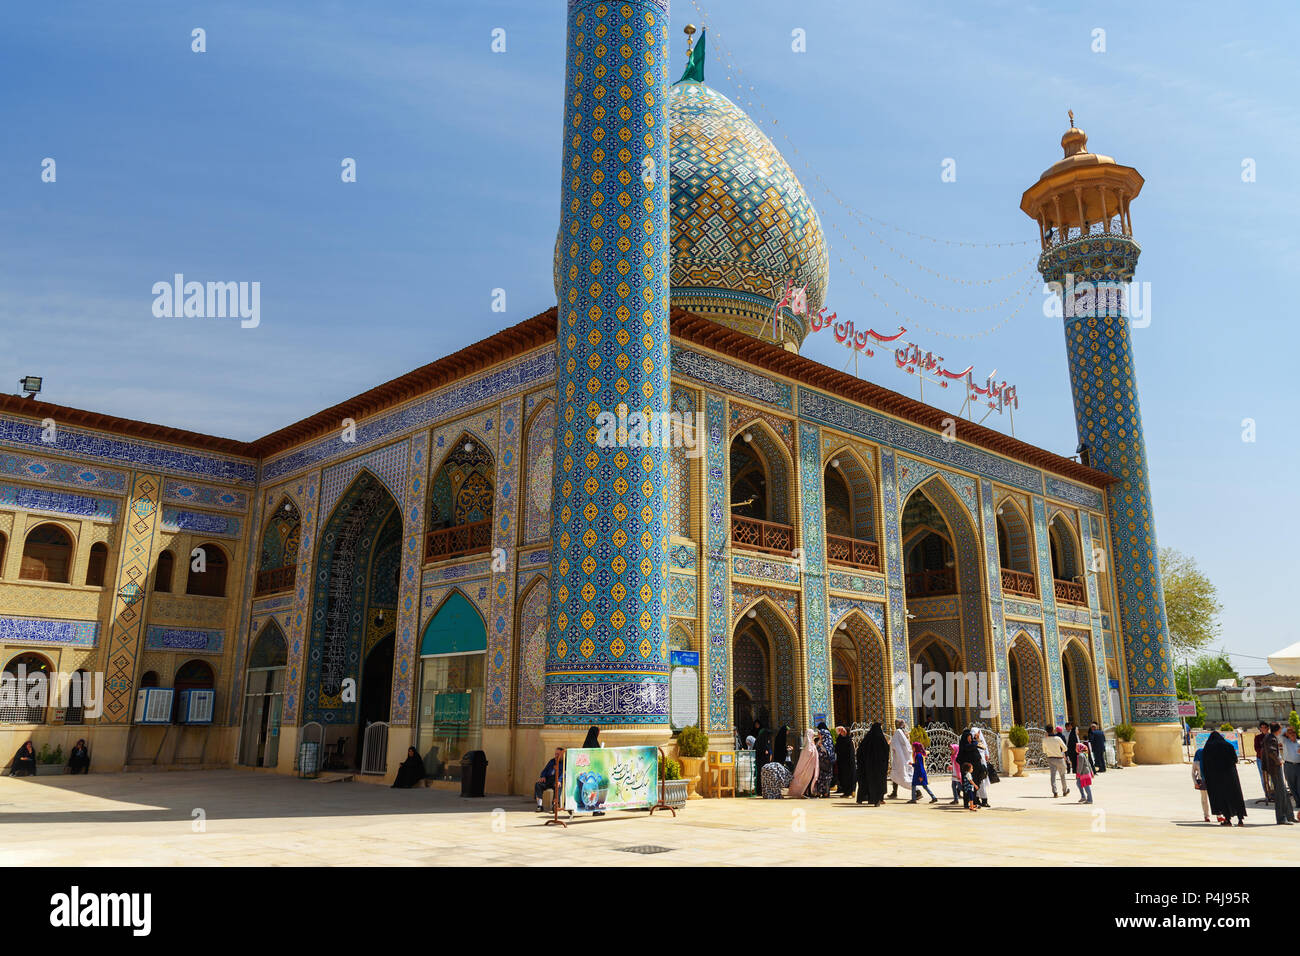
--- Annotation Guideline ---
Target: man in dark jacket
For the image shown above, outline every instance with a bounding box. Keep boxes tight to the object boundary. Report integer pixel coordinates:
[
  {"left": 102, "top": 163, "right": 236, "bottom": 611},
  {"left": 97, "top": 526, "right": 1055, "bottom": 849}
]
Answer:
[
  {"left": 1088, "top": 722, "right": 1107, "bottom": 773},
  {"left": 1264, "top": 724, "right": 1295, "bottom": 825}
]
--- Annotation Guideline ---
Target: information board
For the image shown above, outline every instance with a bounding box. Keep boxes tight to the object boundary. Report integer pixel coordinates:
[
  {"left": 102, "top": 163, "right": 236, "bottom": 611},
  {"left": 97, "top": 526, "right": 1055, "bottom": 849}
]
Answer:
[{"left": 669, "top": 651, "right": 699, "bottom": 731}]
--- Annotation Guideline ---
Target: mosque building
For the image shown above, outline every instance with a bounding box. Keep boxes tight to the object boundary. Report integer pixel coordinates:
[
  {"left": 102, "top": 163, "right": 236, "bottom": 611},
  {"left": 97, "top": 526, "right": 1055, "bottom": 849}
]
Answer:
[{"left": 0, "top": 2, "right": 1182, "bottom": 788}]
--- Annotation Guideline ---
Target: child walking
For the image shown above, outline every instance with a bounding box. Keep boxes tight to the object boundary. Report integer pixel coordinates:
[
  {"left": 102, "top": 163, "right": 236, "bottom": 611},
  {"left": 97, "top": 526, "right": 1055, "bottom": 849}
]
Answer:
[
  {"left": 961, "top": 762, "right": 979, "bottom": 811},
  {"left": 949, "top": 743, "right": 962, "bottom": 804},
  {"left": 1075, "top": 742, "right": 1095, "bottom": 804},
  {"left": 908, "top": 740, "right": 939, "bottom": 803}
]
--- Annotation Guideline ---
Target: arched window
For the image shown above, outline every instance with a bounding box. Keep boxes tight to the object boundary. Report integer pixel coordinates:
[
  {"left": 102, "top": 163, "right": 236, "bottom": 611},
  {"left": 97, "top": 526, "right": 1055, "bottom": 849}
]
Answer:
[
  {"left": 995, "top": 500, "right": 1035, "bottom": 596},
  {"left": 173, "top": 659, "right": 216, "bottom": 723},
  {"left": 1, "top": 653, "right": 53, "bottom": 723},
  {"left": 729, "top": 425, "right": 793, "bottom": 555},
  {"left": 64, "top": 669, "right": 91, "bottom": 725},
  {"left": 154, "top": 550, "right": 175, "bottom": 592},
  {"left": 1048, "top": 514, "right": 1085, "bottom": 604},
  {"left": 426, "top": 433, "right": 495, "bottom": 560},
  {"left": 85, "top": 542, "right": 110, "bottom": 587},
  {"left": 0, "top": 531, "right": 7, "bottom": 578},
  {"left": 140, "top": 671, "right": 160, "bottom": 688},
  {"left": 19, "top": 523, "right": 74, "bottom": 583},
  {"left": 823, "top": 453, "right": 879, "bottom": 570},
  {"left": 256, "top": 499, "right": 300, "bottom": 595},
  {"left": 186, "top": 544, "right": 228, "bottom": 597}
]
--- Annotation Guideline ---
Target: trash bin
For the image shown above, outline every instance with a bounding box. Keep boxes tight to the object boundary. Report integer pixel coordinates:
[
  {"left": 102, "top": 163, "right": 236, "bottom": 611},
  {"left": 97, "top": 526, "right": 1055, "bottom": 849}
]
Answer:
[{"left": 460, "top": 750, "right": 488, "bottom": 797}]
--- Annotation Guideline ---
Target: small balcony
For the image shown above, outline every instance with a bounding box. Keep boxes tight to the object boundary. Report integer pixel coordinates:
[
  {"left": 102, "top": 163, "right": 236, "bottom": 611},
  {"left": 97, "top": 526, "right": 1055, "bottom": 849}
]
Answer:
[
  {"left": 254, "top": 565, "right": 296, "bottom": 597},
  {"left": 731, "top": 515, "right": 794, "bottom": 556},
  {"left": 905, "top": 568, "right": 956, "bottom": 598},
  {"left": 1054, "top": 578, "right": 1086, "bottom": 605},
  {"left": 826, "top": 534, "right": 880, "bottom": 572},
  {"left": 425, "top": 519, "right": 492, "bottom": 563},
  {"left": 1000, "top": 567, "right": 1037, "bottom": 598}
]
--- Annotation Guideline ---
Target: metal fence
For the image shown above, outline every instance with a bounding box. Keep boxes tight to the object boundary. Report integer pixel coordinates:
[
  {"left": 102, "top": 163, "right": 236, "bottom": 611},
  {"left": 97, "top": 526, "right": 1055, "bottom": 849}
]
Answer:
[{"left": 360, "top": 721, "right": 389, "bottom": 775}]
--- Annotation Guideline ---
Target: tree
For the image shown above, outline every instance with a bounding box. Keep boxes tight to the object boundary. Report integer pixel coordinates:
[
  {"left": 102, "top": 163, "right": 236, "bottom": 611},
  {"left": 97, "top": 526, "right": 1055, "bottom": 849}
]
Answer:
[
  {"left": 1160, "top": 547, "right": 1223, "bottom": 657},
  {"left": 1185, "top": 652, "right": 1238, "bottom": 691}
]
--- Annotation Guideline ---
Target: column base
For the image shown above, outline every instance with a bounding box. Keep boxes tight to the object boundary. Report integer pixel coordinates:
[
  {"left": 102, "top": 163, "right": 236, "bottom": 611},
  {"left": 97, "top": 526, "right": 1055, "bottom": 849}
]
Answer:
[
  {"left": 540, "top": 725, "right": 674, "bottom": 752},
  {"left": 1132, "top": 722, "right": 1184, "bottom": 765}
]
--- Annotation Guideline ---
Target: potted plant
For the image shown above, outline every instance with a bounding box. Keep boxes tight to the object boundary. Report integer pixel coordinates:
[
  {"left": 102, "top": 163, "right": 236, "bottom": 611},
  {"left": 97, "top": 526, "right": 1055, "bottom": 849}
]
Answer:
[
  {"left": 1007, "top": 724, "right": 1029, "bottom": 776},
  {"left": 36, "top": 743, "right": 65, "bottom": 776},
  {"left": 1115, "top": 723, "right": 1137, "bottom": 766},
  {"left": 660, "top": 756, "right": 688, "bottom": 808},
  {"left": 676, "top": 725, "right": 709, "bottom": 799}
]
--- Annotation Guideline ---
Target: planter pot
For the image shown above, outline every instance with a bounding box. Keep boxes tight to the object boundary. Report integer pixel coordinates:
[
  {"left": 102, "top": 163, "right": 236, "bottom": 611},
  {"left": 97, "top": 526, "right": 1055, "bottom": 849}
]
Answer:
[
  {"left": 1118, "top": 740, "right": 1136, "bottom": 767},
  {"left": 678, "top": 756, "right": 706, "bottom": 797},
  {"left": 684, "top": 776, "right": 702, "bottom": 800},
  {"left": 35, "top": 764, "right": 65, "bottom": 776},
  {"left": 1011, "top": 747, "right": 1027, "bottom": 777},
  {"left": 662, "top": 779, "right": 689, "bottom": 808}
]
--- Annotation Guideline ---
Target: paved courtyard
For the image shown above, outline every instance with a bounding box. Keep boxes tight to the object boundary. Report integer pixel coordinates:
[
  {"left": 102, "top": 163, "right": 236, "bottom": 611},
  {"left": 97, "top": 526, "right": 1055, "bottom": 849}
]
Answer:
[{"left": 2, "top": 761, "right": 1295, "bottom": 866}]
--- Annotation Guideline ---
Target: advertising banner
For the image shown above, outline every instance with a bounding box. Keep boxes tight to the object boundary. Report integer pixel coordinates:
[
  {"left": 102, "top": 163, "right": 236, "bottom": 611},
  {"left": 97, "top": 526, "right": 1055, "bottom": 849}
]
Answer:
[{"left": 561, "top": 746, "right": 659, "bottom": 813}]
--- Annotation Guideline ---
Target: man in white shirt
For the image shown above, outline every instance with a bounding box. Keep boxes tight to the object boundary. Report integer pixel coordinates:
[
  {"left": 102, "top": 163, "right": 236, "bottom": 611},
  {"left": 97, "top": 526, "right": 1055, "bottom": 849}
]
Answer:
[{"left": 1042, "top": 724, "right": 1070, "bottom": 798}]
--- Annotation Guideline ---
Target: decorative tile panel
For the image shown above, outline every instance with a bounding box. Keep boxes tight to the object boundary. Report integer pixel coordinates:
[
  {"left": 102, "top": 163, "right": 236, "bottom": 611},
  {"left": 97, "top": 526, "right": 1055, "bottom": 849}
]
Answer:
[
  {"left": 0, "top": 452, "right": 127, "bottom": 493},
  {"left": 0, "top": 616, "right": 98, "bottom": 647},
  {"left": 144, "top": 625, "right": 224, "bottom": 654},
  {"left": 0, "top": 483, "right": 118, "bottom": 522}
]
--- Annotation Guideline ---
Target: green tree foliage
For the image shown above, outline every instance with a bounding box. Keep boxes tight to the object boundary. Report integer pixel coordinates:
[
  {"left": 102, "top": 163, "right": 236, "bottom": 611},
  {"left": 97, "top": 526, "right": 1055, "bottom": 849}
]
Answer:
[
  {"left": 1183, "top": 652, "right": 1238, "bottom": 691},
  {"left": 1160, "top": 547, "right": 1223, "bottom": 657}
]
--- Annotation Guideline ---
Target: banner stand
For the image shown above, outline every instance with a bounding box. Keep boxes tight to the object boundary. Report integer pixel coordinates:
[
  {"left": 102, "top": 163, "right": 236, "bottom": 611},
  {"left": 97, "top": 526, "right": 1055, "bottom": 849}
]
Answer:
[
  {"left": 545, "top": 745, "right": 675, "bottom": 826},
  {"left": 648, "top": 746, "right": 676, "bottom": 817}
]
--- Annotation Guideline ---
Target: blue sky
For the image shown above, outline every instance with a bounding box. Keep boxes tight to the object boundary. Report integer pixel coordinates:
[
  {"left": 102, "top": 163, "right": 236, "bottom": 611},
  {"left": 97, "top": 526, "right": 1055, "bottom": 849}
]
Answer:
[{"left": 2, "top": 0, "right": 1295, "bottom": 665}]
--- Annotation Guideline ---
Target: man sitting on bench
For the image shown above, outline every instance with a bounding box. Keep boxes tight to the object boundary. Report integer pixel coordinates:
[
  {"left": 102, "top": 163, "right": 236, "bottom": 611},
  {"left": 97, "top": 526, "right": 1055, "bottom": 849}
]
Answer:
[{"left": 535, "top": 747, "right": 563, "bottom": 812}]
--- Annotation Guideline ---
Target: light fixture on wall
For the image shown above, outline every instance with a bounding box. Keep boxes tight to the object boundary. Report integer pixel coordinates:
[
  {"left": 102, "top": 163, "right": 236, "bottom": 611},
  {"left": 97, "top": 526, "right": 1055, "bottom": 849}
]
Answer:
[
  {"left": 830, "top": 458, "right": 840, "bottom": 469},
  {"left": 838, "top": 622, "right": 848, "bottom": 631},
  {"left": 996, "top": 507, "right": 1005, "bottom": 516},
  {"left": 742, "top": 431, "right": 752, "bottom": 443},
  {"left": 464, "top": 441, "right": 475, "bottom": 454},
  {"left": 746, "top": 609, "right": 757, "bottom": 619}
]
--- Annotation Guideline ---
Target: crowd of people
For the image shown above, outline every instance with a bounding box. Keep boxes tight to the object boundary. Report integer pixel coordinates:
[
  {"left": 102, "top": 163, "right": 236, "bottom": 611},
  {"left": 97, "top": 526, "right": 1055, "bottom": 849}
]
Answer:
[
  {"left": 746, "top": 718, "right": 1017, "bottom": 809},
  {"left": 1191, "top": 721, "right": 1300, "bottom": 827}
]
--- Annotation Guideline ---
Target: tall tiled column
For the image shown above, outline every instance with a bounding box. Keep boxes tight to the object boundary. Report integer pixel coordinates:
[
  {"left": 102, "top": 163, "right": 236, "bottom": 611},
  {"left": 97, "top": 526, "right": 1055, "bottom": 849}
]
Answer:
[
  {"left": 1040, "top": 238, "right": 1179, "bottom": 759},
  {"left": 545, "top": 0, "right": 673, "bottom": 741}
]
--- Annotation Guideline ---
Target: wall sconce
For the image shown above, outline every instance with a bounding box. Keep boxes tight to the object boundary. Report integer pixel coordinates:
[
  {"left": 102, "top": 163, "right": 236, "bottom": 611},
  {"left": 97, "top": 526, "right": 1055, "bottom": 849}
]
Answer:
[
  {"left": 742, "top": 431, "right": 752, "bottom": 443},
  {"left": 746, "top": 609, "right": 757, "bottom": 619},
  {"left": 830, "top": 458, "right": 840, "bottom": 469}
]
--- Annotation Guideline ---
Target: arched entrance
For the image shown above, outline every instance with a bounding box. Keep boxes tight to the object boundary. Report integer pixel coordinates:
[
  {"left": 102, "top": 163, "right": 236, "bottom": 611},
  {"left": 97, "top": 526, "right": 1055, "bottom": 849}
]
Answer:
[
  {"left": 830, "top": 609, "right": 890, "bottom": 726},
  {"left": 303, "top": 468, "right": 401, "bottom": 768},
  {"left": 240, "top": 622, "right": 287, "bottom": 767},
  {"left": 901, "top": 477, "right": 988, "bottom": 728},
  {"left": 416, "top": 590, "right": 487, "bottom": 781},
  {"left": 1061, "top": 638, "right": 1095, "bottom": 727},
  {"left": 910, "top": 638, "right": 961, "bottom": 728},
  {"left": 1007, "top": 632, "right": 1047, "bottom": 728},
  {"left": 731, "top": 598, "right": 798, "bottom": 735}
]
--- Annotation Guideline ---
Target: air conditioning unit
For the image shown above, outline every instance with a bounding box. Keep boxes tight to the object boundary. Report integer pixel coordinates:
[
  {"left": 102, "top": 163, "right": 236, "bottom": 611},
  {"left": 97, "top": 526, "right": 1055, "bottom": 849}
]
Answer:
[
  {"left": 176, "top": 688, "right": 215, "bottom": 725},
  {"left": 134, "top": 687, "right": 173, "bottom": 724}
]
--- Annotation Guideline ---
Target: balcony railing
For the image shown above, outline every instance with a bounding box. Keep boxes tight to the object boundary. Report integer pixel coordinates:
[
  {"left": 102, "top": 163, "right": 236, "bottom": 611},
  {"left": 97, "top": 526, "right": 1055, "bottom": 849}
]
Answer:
[
  {"left": 1000, "top": 567, "right": 1037, "bottom": 598},
  {"left": 826, "top": 534, "right": 881, "bottom": 572},
  {"left": 425, "top": 519, "right": 492, "bottom": 563},
  {"left": 1054, "top": 578, "right": 1086, "bottom": 605},
  {"left": 905, "top": 568, "right": 956, "bottom": 598},
  {"left": 254, "top": 565, "right": 296, "bottom": 597},
  {"left": 731, "top": 515, "right": 795, "bottom": 556}
]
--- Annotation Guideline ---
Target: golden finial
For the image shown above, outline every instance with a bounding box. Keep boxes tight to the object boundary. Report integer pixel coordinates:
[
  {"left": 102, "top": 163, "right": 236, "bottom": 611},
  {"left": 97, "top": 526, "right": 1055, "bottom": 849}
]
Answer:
[
  {"left": 1068, "top": 109, "right": 1075, "bottom": 128},
  {"left": 684, "top": 23, "right": 696, "bottom": 54}
]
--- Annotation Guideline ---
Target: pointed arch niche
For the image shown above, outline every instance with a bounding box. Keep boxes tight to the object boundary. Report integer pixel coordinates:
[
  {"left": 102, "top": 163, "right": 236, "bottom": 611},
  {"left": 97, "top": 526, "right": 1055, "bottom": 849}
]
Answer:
[
  {"left": 426, "top": 432, "right": 495, "bottom": 561},
  {"left": 416, "top": 589, "right": 488, "bottom": 781}
]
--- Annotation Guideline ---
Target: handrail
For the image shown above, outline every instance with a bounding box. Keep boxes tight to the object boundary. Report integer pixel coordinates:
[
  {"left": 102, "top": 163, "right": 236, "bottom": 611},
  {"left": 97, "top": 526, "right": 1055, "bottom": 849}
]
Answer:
[
  {"left": 730, "top": 515, "right": 795, "bottom": 556},
  {"left": 904, "top": 567, "right": 956, "bottom": 597},
  {"left": 826, "top": 533, "right": 880, "bottom": 572},
  {"left": 1054, "top": 578, "right": 1086, "bottom": 605},
  {"left": 254, "top": 565, "right": 296, "bottom": 596},
  {"left": 1000, "top": 567, "right": 1036, "bottom": 597},
  {"left": 424, "top": 519, "right": 492, "bottom": 562}
]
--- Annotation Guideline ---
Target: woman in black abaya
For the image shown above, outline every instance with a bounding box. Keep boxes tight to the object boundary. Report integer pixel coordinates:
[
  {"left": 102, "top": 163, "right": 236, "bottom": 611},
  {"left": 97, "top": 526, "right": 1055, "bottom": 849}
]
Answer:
[
  {"left": 582, "top": 726, "right": 600, "bottom": 749},
  {"left": 856, "top": 723, "right": 889, "bottom": 805},
  {"left": 834, "top": 726, "right": 856, "bottom": 796},
  {"left": 391, "top": 747, "right": 425, "bottom": 788},
  {"left": 1201, "top": 731, "right": 1247, "bottom": 826},
  {"left": 773, "top": 725, "right": 789, "bottom": 771},
  {"left": 9, "top": 741, "right": 36, "bottom": 777},
  {"left": 957, "top": 729, "right": 986, "bottom": 805}
]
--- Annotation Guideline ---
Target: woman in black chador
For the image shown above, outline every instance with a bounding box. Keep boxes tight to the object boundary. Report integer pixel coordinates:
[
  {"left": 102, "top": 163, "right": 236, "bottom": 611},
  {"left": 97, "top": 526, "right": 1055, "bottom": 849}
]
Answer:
[
  {"left": 391, "top": 747, "right": 425, "bottom": 788},
  {"left": 9, "top": 741, "right": 37, "bottom": 777},
  {"left": 773, "top": 725, "right": 789, "bottom": 770},
  {"left": 1201, "top": 731, "right": 1247, "bottom": 827},
  {"left": 67, "top": 739, "right": 90, "bottom": 774},
  {"left": 855, "top": 723, "right": 889, "bottom": 806},
  {"left": 834, "top": 726, "right": 856, "bottom": 797},
  {"left": 582, "top": 726, "right": 600, "bottom": 749}
]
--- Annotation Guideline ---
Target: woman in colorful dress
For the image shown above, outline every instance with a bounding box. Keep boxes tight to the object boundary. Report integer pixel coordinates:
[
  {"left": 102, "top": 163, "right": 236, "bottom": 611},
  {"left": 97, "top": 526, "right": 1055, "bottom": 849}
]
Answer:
[
  {"left": 908, "top": 740, "right": 938, "bottom": 803},
  {"left": 760, "top": 761, "right": 792, "bottom": 799}
]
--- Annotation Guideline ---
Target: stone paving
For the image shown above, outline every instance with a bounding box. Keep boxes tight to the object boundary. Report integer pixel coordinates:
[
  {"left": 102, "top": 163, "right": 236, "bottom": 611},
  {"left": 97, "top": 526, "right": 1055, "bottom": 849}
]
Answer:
[{"left": 1, "top": 761, "right": 1295, "bottom": 866}]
